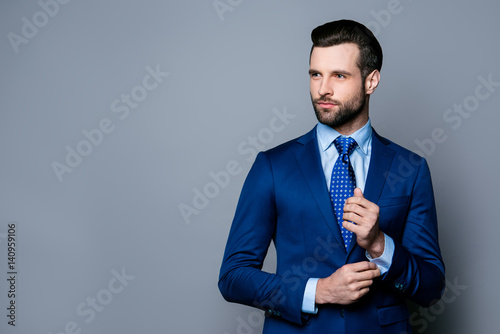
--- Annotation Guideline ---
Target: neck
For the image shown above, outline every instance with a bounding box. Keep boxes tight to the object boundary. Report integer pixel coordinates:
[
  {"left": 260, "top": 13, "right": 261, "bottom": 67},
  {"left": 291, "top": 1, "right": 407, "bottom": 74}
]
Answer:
[{"left": 334, "top": 106, "right": 369, "bottom": 136}]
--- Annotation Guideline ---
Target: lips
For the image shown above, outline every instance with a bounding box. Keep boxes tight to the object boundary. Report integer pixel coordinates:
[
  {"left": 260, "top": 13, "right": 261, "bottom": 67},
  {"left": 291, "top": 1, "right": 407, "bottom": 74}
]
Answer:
[{"left": 317, "top": 101, "right": 337, "bottom": 108}]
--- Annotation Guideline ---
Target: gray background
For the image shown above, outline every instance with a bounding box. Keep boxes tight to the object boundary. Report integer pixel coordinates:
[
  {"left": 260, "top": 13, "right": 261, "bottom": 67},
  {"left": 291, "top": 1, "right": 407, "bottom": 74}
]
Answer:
[{"left": 0, "top": 0, "right": 498, "bottom": 333}]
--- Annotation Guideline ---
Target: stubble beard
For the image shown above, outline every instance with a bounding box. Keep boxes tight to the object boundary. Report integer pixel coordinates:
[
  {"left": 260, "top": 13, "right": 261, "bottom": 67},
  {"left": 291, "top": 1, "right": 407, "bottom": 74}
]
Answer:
[{"left": 312, "top": 86, "right": 366, "bottom": 129}]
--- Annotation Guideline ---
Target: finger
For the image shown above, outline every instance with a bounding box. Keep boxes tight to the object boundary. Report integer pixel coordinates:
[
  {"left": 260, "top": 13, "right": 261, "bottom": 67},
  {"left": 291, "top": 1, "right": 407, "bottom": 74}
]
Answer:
[
  {"left": 342, "top": 203, "right": 366, "bottom": 216},
  {"left": 343, "top": 220, "right": 360, "bottom": 233},
  {"left": 345, "top": 261, "right": 377, "bottom": 272},
  {"left": 343, "top": 212, "right": 374, "bottom": 228},
  {"left": 356, "top": 286, "right": 370, "bottom": 297},
  {"left": 351, "top": 279, "right": 375, "bottom": 291},
  {"left": 349, "top": 285, "right": 371, "bottom": 300},
  {"left": 345, "top": 196, "right": 371, "bottom": 208},
  {"left": 347, "top": 199, "right": 378, "bottom": 212},
  {"left": 354, "top": 188, "right": 364, "bottom": 198},
  {"left": 356, "top": 268, "right": 381, "bottom": 281},
  {"left": 345, "top": 194, "right": 378, "bottom": 211},
  {"left": 343, "top": 211, "right": 363, "bottom": 224},
  {"left": 346, "top": 208, "right": 380, "bottom": 226}
]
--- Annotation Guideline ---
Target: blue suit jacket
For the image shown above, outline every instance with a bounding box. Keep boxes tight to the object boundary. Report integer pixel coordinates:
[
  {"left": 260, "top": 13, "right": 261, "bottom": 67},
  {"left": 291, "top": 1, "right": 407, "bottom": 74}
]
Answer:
[{"left": 219, "top": 127, "right": 445, "bottom": 333}]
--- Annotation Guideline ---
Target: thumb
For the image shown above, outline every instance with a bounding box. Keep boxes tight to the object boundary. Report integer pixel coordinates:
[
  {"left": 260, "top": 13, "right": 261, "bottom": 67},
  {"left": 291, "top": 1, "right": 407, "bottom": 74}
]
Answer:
[{"left": 353, "top": 188, "right": 364, "bottom": 198}]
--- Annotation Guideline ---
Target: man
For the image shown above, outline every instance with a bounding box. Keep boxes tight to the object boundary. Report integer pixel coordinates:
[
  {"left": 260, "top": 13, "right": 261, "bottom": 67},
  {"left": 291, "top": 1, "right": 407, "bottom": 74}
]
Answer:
[{"left": 218, "top": 19, "right": 445, "bottom": 333}]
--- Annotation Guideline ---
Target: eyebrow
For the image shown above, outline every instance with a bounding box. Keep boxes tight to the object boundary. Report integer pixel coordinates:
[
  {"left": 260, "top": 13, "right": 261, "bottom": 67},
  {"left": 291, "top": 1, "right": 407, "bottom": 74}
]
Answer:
[{"left": 308, "top": 69, "right": 353, "bottom": 76}]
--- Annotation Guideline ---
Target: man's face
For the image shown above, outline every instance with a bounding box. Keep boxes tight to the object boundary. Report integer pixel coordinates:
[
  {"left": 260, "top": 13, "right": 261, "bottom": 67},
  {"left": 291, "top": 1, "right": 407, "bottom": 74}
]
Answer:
[{"left": 309, "top": 43, "right": 366, "bottom": 129}]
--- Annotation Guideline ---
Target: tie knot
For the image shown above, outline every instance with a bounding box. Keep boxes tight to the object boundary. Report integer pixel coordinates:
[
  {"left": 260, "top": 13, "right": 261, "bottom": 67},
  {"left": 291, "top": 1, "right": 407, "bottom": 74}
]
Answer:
[{"left": 333, "top": 136, "right": 357, "bottom": 156}]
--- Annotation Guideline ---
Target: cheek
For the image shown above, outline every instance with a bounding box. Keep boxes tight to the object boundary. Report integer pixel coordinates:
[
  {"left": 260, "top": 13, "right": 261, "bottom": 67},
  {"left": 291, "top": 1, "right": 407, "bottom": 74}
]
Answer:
[
  {"left": 343, "top": 84, "right": 363, "bottom": 100},
  {"left": 310, "top": 82, "right": 319, "bottom": 96},
  {"left": 310, "top": 79, "right": 318, "bottom": 89},
  {"left": 332, "top": 86, "right": 349, "bottom": 100}
]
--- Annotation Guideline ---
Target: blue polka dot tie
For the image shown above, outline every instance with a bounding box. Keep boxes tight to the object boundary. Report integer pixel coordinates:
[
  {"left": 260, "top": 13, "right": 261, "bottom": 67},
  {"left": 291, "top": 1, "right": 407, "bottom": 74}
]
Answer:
[{"left": 330, "top": 137, "right": 357, "bottom": 249}]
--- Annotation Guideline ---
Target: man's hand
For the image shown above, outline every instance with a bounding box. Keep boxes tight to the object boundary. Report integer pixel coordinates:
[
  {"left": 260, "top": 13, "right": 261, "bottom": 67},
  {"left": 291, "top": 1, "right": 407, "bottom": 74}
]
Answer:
[
  {"left": 315, "top": 261, "right": 381, "bottom": 305},
  {"left": 342, "top": 188, "right": 385, "bottom": 257}
]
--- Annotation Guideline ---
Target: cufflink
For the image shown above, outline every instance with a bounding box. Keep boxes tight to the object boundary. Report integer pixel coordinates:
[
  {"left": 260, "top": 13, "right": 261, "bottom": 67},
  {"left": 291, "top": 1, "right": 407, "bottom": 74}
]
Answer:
[
  {"left": 266, "top": 309, "right": 281, "bottom": 317},
  {"left": 394, "top": 282, "right": 406, "bottom": 292}
]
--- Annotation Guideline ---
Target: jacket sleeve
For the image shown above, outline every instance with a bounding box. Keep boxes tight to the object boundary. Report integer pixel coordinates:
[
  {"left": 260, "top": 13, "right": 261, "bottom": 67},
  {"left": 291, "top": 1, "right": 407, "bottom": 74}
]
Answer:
[
  {"left": 382, "top": 157, "right": 446, "bottom": 306},
  {"left": 218, "top": 152, "right": 309, "bottom": 325}
]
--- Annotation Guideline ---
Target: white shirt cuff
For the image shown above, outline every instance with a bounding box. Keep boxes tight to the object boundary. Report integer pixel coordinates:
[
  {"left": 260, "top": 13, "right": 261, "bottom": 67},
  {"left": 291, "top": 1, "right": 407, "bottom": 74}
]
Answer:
[
  {"left": 301, "top": 278, "right": 319, "bottom": 314},
  {"left": 365, "top": 233, "right": 394, "bottom": 275}
]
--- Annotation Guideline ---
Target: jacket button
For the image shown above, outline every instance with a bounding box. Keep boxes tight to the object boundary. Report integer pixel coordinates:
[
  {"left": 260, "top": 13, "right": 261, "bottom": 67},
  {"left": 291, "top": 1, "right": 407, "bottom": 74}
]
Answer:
[{"left": 340, "top": 309, "right": 345, "bottom": 318}]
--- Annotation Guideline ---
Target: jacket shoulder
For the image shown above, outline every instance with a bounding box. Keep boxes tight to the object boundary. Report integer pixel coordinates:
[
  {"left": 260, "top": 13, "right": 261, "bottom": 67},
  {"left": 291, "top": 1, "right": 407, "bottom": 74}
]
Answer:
[
  {"left": 374, "top": 130, "right": 425, "bottom": 163},
  {"left": 262, "top": 127, "right": 316, "bottom": 157}
]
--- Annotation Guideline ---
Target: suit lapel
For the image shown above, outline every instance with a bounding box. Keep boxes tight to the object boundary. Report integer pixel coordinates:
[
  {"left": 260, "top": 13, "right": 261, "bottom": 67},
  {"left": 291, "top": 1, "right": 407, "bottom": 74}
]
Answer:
[
  {"left": 294, "top": 127, "right": 346, "bottom": 254},
  {"left": 363, "top": 130, "right": 395, "bottom": 204}
]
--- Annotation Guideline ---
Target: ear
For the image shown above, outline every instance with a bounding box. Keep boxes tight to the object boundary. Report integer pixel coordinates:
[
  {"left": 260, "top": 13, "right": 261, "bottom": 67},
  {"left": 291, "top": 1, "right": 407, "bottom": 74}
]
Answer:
[{"left": 364, "top": 70, "right": 380, "bottom": 95}]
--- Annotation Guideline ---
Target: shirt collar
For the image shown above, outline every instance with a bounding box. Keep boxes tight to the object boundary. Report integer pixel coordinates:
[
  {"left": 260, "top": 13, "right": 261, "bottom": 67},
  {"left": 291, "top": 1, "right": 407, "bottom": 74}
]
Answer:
[{"left": 316, "top": 119, "right": 372, "bottom": 155}]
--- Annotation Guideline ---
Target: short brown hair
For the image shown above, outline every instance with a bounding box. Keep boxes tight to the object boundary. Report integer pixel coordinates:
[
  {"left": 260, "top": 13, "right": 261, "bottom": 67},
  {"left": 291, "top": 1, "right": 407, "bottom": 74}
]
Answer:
[{"left": 311, "top": 19, "right": 383, "bottom": 79}]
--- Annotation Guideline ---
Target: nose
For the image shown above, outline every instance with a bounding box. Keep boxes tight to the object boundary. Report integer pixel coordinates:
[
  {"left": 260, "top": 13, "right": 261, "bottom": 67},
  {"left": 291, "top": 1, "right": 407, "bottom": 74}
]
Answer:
[{"left": 318, "top": 77, "right": 333, "bottom": 97}]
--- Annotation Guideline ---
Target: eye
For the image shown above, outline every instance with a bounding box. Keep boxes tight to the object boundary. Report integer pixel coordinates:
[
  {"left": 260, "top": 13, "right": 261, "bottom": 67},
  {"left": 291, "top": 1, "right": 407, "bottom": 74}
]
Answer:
[
  {"left": 310, "top": 72, "right": 321, "bottom": 78},
  {"left": 335, "top": 74, "right": 346, "bottom": 79}
]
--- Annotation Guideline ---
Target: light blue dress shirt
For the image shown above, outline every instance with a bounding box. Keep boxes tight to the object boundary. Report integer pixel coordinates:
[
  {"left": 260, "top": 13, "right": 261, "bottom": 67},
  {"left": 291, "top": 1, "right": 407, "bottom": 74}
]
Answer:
[{"left": 301, "top": 119, "right": 395, "bottom": 314}]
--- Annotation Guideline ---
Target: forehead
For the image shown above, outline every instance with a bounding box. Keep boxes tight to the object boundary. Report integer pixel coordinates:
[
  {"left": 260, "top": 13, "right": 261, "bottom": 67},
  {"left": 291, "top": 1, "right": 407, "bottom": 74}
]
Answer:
[{"left": 310, "top": 43, "right": 360, "bottom": 73}]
